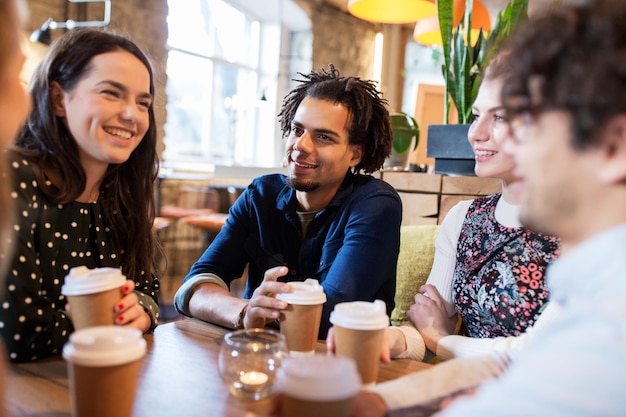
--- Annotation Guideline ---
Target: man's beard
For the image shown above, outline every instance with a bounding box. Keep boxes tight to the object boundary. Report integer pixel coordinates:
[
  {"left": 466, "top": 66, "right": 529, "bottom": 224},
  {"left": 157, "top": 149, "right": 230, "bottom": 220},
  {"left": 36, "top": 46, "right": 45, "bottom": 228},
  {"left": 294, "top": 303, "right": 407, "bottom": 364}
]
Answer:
[{"left": 287, "top": 176, "right": 320, "bottom": 192}]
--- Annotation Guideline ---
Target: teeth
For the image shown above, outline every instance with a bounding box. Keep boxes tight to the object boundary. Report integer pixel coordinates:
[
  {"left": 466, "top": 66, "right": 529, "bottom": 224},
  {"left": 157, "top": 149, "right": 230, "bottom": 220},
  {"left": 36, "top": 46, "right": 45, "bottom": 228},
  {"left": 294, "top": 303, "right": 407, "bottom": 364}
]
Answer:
[
  {"left": 295, "top": 161, "right": 316, "bottom": 168},
  {"left": 475, "top": 150, "right": 496, "bottom": 157},
  {"left": 104, "top": 127, "right": 132, "bottom": 139}
]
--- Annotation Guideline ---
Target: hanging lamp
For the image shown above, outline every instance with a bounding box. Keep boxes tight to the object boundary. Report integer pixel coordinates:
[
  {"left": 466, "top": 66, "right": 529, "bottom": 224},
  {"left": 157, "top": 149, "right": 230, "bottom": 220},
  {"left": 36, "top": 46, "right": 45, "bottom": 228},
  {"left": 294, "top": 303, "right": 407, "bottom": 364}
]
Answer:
[
  {"left": 413, "top": 0, "right": 491, "bottom": 47},
  {"left": 347, "top": 0, "right": 437, "bottom": 24}
]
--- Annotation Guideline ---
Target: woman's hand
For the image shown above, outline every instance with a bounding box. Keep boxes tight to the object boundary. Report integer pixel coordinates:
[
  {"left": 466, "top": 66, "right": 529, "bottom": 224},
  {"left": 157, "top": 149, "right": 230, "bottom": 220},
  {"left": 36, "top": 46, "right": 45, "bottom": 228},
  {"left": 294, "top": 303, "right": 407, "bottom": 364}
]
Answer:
[
  {"left": 115, "top": 280, "right": 151, "bottom": 332},
  {"left": 407, "top": 284, "right": 457, "bottom": 353},
  {"left": 243, "top": 266, "right": 291, "bottom": 329}
]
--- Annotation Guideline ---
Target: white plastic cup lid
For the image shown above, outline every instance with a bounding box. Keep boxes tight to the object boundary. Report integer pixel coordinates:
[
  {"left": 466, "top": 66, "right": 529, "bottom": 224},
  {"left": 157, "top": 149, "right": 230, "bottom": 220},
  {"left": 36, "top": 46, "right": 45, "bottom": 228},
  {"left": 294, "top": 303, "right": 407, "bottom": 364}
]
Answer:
[
  {"left": 276, "top": 278, "right": 327, "bottom": 305},
  {"left": 276, "top": 355, "right": 361, "bottom": 401},
  {"left": 62, "top": 326, "right": 146, "bottom": 367},
  {"left": 329, "top": 300, "right": 389, "bottom": 330},
  {"left": 61, "top": 266, "right": 126, "bottom": 296}
]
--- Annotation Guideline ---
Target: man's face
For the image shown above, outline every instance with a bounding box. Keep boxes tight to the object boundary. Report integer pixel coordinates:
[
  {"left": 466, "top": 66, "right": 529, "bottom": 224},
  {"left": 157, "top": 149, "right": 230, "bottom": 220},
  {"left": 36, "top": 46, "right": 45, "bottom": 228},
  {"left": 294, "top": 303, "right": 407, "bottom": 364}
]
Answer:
[
  {"left": 504, "top": 108, "right": 593, "bottom": 241},
  {"left": 284, "top": 97, "right": 362, "bottom": 207}
]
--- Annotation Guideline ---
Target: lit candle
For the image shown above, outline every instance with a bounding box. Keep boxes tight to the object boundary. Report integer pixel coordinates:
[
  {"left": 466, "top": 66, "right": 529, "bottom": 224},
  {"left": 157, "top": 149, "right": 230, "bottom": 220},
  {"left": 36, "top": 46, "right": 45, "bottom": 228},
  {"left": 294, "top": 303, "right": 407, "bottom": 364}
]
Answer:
[{"left": 240, "top": 371, "right": 268, "bottom": 388}]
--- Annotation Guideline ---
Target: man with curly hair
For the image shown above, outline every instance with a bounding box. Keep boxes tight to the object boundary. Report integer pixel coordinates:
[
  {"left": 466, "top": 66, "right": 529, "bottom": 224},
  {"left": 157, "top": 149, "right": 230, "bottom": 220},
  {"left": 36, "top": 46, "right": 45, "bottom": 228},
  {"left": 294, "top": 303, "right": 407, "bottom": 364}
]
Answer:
[
  {"left": 349, "top": 1, "right": 626, "bottom": 416},
  {"left": 174, "top": 65, "right": 401, "bottom": 338}
]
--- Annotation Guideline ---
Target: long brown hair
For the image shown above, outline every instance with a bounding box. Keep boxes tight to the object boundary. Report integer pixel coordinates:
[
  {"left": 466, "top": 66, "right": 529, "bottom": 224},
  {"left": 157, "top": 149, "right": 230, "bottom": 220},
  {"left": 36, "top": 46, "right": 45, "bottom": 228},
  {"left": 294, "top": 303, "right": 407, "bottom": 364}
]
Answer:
[{"left": 14, "top": 28, "right": 164, "bottom": 284}]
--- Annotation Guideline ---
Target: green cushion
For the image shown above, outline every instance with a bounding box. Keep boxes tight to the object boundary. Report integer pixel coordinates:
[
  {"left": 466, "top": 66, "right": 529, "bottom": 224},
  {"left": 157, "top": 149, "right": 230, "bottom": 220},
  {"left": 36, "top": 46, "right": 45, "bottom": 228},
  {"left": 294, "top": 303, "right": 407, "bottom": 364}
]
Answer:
[{"left": 390, "top": 225, "right": 440, "bottom": 326}]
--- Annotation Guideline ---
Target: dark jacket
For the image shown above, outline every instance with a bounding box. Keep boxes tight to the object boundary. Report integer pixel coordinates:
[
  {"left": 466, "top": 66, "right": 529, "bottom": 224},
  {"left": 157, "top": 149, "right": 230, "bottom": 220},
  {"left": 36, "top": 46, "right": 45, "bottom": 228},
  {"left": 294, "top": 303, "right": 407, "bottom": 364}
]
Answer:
[{"left": 178, "top": 171, "right": 402, "bottom": 337}]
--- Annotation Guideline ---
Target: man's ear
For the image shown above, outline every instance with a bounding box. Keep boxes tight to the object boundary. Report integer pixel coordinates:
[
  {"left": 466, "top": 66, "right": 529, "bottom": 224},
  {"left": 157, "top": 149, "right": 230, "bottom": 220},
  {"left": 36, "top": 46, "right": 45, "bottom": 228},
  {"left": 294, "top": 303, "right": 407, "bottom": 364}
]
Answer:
[
  {"left": 50, "top": 81, "right": 66, "bottom": 117},
  {"left": 598, "top": 114, "right": 626, "bottom": 184},
  {"left": 349, "top": 145, "right": 363, "bottom": 168}
]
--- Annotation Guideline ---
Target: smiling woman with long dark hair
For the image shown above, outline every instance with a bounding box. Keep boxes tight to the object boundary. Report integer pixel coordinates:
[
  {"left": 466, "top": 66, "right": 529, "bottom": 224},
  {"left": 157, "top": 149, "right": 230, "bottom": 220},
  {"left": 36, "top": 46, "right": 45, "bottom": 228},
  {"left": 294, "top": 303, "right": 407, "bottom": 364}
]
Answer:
[{"left": 0, "top": 28, "right": 164, "bottom": 363}]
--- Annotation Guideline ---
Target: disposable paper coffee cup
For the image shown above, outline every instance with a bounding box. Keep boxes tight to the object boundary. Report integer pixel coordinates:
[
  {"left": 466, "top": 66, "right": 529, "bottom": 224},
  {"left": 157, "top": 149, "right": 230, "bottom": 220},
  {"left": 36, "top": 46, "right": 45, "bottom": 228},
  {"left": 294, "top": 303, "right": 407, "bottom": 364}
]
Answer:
[
  {"left": 276, "top": 279, "right": 326, "bottom": 356},
  {"left": 63, "top": 326, "right": 147, "bottom": 417},
  {"left": 329, "top": 300, "right": 389, "bottom": 387},
  {"left": 61, "top": 266, "right": 126, "bottom": 330},
  {"left": 276, "top": 354, "right": 361, "bottom": 417}
]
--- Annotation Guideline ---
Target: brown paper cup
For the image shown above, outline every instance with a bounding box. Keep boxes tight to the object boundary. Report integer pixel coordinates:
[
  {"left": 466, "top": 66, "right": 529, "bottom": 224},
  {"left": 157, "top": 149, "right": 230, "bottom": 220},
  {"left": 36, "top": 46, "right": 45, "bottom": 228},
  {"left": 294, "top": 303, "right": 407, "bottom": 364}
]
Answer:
[
  {"left": 66, "top": 287, "right": 120, "bottom": 330},
  {"left": 62, "top": 266, "right": 126, "bottom": 330},
  {"left": 281, "top": 394, "right": 354, "bottom": 417},
  {"left": 276, "top": 355, "right": 361, "bottom": 417},
  {"left": 69, "top": 359, "right": 142, "bottom": 417},
  {"left": 276, "top": 279, "right": 327, "bottom": 356},
  {"left": 63, "top": 326, "right": 146, "bottom": 417},
  {"left": 279, "top": 303, "right": 323, "bottom": 355},
  {"left": 329, "top": 300, "right": 389, "bottom": 387},
  {"left": 333, "top": 326, "right": 385, "bottom": 385}
]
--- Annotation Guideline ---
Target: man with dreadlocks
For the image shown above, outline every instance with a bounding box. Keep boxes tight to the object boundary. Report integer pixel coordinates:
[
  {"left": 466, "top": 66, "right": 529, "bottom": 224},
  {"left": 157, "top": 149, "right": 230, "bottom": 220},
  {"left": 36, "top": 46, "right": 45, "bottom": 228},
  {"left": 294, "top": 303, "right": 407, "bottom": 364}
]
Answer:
[{"left": 174, "top": 64, "right": 401, "bottom": 338}]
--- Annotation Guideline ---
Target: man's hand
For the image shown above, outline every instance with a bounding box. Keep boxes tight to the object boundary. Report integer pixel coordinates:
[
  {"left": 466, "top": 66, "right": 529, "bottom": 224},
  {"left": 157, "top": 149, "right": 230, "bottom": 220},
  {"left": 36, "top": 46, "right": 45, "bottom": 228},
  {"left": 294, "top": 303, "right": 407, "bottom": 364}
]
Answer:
[
  {"left": 243, "top": 266, "right": 291, "bottom": 329},
  {"left": 407, "top": 284, "right": 457, "bottom": 353}
]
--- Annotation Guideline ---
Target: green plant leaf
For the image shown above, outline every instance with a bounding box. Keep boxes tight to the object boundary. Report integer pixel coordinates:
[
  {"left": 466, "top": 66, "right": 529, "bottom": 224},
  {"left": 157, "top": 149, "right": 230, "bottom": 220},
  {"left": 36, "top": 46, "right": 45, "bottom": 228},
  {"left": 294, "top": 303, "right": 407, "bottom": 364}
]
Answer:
[
  {"left": 438, "top": 0, "right": 454, "bottom": 124},
  {"left": 391, "top": 113, "right": 420, "bottom": 154},
  {"left": 439, "top": 0, "right": 529, "bottom": 125},
  {"left": 485, "top": 0, "right": 529, "bottom": 64}
]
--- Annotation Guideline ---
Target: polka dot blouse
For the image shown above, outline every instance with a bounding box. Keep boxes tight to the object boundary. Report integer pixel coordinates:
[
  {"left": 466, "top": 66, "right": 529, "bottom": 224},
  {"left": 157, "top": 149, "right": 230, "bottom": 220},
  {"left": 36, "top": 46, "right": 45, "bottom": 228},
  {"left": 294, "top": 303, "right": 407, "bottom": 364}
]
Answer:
[{"left": 0, "top": 152, "right": 160, "bottom": 362}]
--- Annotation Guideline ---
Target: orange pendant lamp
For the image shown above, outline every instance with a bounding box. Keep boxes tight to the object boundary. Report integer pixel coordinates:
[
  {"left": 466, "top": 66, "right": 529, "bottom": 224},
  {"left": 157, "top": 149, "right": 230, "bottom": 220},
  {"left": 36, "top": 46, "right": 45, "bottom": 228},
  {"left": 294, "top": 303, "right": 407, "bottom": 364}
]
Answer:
[
  {"left": 413, "top": 0, "right": 491, "bottom": 47},
  {"left": 348, "top": 0, "right": 437, "bottom": 24}
]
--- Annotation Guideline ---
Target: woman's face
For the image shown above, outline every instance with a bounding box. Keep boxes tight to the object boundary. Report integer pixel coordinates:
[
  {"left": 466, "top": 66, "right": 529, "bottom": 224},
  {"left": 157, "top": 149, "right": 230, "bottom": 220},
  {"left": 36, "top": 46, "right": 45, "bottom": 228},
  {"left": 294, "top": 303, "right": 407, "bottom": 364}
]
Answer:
[
  {"left": 0, "top": 6, "right": 31, "bottom": 149},
  {"left": 467, "top": 77, "right": 516, "bottom": 183},
  {"left": 51, "top": 50, "right": 152, "bottom": 171}
]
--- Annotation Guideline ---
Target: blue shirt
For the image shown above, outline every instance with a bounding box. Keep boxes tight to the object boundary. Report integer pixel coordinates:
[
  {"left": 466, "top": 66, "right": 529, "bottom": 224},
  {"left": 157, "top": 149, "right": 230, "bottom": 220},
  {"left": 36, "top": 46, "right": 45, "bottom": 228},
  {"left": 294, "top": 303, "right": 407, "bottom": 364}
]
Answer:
[
  {"left": 437, "top": 224, "right": 626, "bottom": 417},
  {"left": 175, "top": 172, "right": 402, "bottom": 337}
]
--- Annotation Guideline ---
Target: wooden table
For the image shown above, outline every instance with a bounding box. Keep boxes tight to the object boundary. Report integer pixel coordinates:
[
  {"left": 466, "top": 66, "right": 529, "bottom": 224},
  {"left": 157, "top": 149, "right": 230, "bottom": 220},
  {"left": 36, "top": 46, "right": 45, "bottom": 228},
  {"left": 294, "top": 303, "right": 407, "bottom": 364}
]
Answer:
[
  {"left": 6, "top": 319, "right": 431, "bottom": 417},
  {"left": 183, "top": 213, "right": 229, "bottom": 233}
]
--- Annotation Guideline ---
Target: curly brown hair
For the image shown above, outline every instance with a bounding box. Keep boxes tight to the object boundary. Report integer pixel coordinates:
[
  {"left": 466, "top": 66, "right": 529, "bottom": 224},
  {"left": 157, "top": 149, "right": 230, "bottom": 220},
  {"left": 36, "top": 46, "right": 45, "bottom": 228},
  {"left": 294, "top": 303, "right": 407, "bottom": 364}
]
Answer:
[
  {"left": 500, "top": 0, "right": 626, "bottom": 150},
  {"left": 278, "top": 64, "right": 392, "bottom": 174}
]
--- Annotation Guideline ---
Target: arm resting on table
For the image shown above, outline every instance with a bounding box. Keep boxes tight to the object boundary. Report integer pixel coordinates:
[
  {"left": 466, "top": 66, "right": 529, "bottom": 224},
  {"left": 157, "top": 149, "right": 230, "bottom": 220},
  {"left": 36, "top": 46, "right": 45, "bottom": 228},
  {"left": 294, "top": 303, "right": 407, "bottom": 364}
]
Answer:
[
  {"left": 174, "top": 274, "right": 248, "bottom": 329},
  {"left": 368, "top": 353, "right": 510, "bottom": 416}
]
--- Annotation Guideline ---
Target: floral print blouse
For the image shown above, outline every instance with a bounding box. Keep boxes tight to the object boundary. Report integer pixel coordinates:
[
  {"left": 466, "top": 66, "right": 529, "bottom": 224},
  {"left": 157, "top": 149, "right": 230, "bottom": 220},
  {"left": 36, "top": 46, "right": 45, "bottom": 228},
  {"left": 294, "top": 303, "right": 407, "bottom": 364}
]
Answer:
[
  {"left": 452, "top": 193, "right": 560, "bottom": 338},
  {"left": 0, "top": 152, "right": 160, "bottom": 362}
]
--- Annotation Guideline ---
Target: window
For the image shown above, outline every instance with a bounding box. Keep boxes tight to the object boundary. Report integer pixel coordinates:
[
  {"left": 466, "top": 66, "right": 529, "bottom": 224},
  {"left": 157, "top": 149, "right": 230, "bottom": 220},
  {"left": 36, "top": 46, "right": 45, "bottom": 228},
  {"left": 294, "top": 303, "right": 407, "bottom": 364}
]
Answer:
[{"left": 164, "top": 0, "right": 311, "bottom": 169}]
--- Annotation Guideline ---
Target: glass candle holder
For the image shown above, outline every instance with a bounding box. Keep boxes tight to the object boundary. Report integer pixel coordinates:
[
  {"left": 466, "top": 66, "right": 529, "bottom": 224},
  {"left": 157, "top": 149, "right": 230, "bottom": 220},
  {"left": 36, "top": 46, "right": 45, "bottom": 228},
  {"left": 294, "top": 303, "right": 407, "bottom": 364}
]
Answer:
[{"left": 218, "top": 328, "right": 287, "bottom": 400}]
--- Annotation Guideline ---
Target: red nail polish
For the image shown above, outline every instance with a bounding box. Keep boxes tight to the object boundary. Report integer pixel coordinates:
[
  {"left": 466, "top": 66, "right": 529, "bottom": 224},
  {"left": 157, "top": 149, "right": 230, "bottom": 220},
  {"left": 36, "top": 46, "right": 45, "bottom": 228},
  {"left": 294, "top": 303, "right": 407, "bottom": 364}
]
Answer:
[
  {"left": 117, "top": 303, "right": 124, "bottom": 312},
  {"left": 122, "top": 285, "right": 130, "bottom": 292},
  {"left": 116, "top": 316, "right": 124, "bottom": 324}
]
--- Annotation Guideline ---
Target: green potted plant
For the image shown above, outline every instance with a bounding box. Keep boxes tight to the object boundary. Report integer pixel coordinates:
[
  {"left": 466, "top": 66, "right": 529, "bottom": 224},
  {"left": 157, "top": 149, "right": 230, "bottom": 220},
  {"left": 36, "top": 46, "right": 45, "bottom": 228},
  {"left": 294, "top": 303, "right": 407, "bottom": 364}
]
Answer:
[
  {"left": 384, "top": 112, "right": 420, "bottom": 171},
  {"left": 427, "top": 0, "right": 528, "bottom": 175}
]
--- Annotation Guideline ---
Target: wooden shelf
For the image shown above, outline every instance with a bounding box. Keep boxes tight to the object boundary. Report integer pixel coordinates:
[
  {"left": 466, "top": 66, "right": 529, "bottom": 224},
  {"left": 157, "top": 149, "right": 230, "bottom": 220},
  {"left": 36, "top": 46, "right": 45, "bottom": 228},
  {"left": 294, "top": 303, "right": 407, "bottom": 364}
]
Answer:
[{"left": 380, "top": 171, "right": 501, "bottom": 225}]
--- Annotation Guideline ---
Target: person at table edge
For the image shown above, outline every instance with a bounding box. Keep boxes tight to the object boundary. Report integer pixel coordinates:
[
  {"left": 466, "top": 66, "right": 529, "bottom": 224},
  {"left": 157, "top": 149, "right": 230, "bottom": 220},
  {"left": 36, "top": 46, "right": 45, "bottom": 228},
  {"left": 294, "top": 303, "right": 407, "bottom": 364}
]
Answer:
[{"left": 174, "top": 64, "right": 401, "bottom": 337}]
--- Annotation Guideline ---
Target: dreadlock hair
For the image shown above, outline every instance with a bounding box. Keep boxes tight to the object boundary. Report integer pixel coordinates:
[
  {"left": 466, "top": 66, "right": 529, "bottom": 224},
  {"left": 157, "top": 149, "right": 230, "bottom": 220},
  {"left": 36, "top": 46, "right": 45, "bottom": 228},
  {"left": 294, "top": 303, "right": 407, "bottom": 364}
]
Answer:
[{"left": 278, "top": 64, "right": 392, "bottom": 174}]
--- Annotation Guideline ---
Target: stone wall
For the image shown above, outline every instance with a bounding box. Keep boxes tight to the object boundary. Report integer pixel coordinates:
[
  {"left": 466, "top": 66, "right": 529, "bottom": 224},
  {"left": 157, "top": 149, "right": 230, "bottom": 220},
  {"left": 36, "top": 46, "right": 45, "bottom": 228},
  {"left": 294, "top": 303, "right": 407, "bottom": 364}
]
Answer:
[
  {"left": 295, "top": 0, "right": 378, "bottom": 79},
  {"left": 24, "top": 0, "right": 169, "bottom": 156}
]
